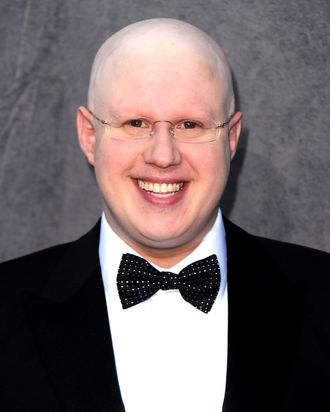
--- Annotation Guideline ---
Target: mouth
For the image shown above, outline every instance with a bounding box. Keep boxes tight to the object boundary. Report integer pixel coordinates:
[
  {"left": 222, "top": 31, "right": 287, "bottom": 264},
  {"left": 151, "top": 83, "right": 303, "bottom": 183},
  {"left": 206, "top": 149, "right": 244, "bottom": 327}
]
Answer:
[{"left": 137, "top": 179, "right": 184, "bottom": 197}]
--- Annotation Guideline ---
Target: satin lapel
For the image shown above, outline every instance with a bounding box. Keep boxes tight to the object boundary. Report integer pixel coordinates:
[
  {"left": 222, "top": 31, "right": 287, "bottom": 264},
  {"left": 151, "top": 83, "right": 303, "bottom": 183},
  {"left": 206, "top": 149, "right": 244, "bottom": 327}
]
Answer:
[
  {"left": 222, "top": 219, "right": 303, "bottom": 412},
  {"left": 23, "top": 222, "right": 125, "bottom": 412}
]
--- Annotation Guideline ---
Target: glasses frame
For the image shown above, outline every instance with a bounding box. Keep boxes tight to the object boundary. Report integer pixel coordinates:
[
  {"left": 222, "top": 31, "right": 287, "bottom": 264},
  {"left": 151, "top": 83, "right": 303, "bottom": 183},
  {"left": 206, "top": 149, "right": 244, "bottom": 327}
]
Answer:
[{"left": 87, "top": 109, "right": 234, "bottom": 143}]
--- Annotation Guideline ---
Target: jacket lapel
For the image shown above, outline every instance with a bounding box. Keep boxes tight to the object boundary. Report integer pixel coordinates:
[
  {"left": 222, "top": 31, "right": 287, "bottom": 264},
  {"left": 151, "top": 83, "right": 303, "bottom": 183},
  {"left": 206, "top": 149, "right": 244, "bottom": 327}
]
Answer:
[
  {"left": 23, "top": 222, "right": 125, "bottom": 411},
  {"left": 222, "top": 219, "right": 303, "bottom": 412}
]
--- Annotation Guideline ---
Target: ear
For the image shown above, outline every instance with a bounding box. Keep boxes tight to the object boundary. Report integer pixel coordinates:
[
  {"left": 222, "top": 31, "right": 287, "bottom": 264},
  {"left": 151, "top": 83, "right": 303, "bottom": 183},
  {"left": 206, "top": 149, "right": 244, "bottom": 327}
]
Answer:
[
  {"left": 76, "top": 106, "right": 96, "bottom": 166},
  {"left": 228, "top": 111, "right": 242, "bottom": 160}
]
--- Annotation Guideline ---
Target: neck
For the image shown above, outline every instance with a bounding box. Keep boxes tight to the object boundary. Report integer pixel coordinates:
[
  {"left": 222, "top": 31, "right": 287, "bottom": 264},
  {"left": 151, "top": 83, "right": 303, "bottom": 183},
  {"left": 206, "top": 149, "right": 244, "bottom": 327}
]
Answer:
[
  {"left": 103, "top": 211, "right": 217, "bottom": 269},
  {"left": 122, "top": 236, "right": 204, "bottom": 269}
]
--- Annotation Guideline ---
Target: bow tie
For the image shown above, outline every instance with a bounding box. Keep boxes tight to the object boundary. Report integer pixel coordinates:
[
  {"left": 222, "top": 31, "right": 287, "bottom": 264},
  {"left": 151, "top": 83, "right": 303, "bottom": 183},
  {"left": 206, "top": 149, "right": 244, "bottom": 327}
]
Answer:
[{"left": 117, "top": 253, "right": 221, "bottom": 313}]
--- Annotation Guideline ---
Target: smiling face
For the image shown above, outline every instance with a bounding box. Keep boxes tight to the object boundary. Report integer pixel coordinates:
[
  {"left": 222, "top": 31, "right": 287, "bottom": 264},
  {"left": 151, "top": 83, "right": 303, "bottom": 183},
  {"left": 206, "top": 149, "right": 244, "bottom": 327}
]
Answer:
[{"left": 77, "top": 20, "right": 242, "bottom": 267}]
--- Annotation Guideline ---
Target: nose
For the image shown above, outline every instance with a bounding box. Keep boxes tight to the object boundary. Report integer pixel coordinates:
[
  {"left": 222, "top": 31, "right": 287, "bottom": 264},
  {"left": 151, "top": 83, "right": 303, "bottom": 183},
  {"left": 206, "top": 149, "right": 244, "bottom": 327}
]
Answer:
[{"left": 143, "top": 122, "right": 182, "bottom": 168}]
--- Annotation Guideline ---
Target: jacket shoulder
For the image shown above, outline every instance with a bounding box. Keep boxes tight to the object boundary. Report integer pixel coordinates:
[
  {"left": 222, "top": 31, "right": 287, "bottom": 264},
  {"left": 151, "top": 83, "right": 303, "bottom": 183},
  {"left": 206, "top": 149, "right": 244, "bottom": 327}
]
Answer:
[
  {"left": 0, "top": 243, "right": 73, "bottom": 297},
  {"left": 224, "top": 217, "right": 330, "bottom": 284},
  {"left": 0, "top": 220, "right": 101, "bottom": 296},
  {"left": 254, "top": 235, "right": 330, "bottom": 281}
]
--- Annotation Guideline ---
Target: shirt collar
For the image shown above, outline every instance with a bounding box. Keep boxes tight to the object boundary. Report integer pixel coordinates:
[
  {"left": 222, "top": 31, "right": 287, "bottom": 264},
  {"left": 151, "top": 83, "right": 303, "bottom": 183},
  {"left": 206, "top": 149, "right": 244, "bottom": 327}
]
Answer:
[{"left": 99, "top": 210, "right": 227, "bottom": 299}]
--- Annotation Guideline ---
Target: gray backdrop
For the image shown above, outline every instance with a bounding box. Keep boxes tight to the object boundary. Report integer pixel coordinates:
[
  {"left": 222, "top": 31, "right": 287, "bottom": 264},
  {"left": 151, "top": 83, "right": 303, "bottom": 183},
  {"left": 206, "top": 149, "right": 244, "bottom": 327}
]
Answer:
[{"left": 1, "top": 0, "right": 329, "bottom": 262}]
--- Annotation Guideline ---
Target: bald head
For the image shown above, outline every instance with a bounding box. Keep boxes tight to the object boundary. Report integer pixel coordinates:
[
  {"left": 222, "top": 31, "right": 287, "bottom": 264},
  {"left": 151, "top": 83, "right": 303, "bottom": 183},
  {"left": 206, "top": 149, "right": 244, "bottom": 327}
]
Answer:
[{"left": 87, "top": 18, "right": 235, "bottom": 115}]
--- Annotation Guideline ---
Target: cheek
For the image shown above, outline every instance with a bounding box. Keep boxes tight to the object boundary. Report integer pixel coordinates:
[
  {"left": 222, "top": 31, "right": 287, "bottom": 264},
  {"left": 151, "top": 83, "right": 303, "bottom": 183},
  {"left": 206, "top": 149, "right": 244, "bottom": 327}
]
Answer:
[
  {"left": 94, "top": 139, "right": 134, "bottom": 174},
  {"left": 191, "top": 143, "right": 231, "bottom": 182},
  {"left": 93, "top": 141, "right": 122, "bottom": 196}
]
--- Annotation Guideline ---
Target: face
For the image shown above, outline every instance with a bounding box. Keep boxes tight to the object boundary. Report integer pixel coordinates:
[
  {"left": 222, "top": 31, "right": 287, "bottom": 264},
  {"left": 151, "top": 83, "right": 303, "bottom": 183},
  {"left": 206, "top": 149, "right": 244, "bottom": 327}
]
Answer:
[{"left": 77, "top": 50, "right": 241, "bottom": 267}]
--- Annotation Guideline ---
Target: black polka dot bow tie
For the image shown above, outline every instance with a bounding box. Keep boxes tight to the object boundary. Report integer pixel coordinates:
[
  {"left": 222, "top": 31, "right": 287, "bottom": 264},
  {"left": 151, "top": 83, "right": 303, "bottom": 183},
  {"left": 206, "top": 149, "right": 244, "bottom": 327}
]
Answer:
[{"left": 117, "top": 253, "right": 221, "bottom": 313}]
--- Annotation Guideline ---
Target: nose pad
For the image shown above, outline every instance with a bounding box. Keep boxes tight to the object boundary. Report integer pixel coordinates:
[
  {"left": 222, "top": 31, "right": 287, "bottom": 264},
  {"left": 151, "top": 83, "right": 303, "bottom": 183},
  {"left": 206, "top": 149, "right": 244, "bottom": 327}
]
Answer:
[{"left": 169, "top": 125, "right": 175, "bottom": 138}]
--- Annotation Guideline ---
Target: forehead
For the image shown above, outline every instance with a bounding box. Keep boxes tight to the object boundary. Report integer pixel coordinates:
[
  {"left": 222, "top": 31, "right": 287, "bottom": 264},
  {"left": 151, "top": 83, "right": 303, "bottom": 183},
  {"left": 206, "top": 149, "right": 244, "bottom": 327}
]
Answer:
[{"left": 96, "top": 38, "right": 227, "bottom": 117}]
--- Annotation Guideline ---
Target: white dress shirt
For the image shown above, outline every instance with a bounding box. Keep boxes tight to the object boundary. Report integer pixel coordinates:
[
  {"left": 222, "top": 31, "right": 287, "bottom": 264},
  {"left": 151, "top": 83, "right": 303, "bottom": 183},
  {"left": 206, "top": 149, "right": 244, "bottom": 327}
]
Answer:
[{"left": 99, "top": 210, "right": 228, "bottom": 412}]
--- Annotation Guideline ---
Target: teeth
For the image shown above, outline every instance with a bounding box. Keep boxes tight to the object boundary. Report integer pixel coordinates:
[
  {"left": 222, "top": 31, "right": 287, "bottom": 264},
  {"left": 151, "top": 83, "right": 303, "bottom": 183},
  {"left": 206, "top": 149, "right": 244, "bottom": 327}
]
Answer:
[{"left": 138, "top": 180, "right": 184, "bottom": 194}]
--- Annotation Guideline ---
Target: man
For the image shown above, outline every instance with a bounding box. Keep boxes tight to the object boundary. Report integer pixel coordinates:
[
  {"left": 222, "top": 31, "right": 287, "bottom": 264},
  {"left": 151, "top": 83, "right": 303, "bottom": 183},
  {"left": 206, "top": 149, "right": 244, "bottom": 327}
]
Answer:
[{"left": 1, "top": 18, "right": 329, "bottom": 412}]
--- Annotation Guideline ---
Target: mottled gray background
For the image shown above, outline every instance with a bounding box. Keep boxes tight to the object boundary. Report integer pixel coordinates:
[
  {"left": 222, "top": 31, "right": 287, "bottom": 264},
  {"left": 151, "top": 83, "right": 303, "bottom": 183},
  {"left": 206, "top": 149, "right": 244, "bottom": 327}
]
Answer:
[{"left": 1, "top": 0, "right": 329, "bottom": 262}]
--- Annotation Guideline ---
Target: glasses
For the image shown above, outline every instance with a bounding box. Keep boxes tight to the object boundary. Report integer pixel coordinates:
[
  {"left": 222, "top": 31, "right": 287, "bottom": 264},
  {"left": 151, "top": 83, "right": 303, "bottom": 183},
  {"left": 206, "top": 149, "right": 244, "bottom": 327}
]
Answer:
[{"left": 88, "top": 109, "right": 233, "bottom": 143}]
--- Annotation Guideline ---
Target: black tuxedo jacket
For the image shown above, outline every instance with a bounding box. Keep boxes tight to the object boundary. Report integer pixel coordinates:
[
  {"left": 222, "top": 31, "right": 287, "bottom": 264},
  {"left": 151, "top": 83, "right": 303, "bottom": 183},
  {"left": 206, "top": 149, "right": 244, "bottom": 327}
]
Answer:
[{"left": 1, "top": 218, "right": 329, "bottom": 412}]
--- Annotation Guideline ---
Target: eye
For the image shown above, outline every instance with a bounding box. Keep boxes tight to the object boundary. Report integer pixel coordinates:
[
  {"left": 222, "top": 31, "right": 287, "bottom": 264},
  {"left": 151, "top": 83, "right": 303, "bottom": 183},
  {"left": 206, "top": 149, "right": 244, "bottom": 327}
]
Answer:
[
  {"left": 127, "top": 119, "right": 148, "bottom": 128},
  {"left": 177, "top": 120, "right": 203, "bottom": 130}
]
